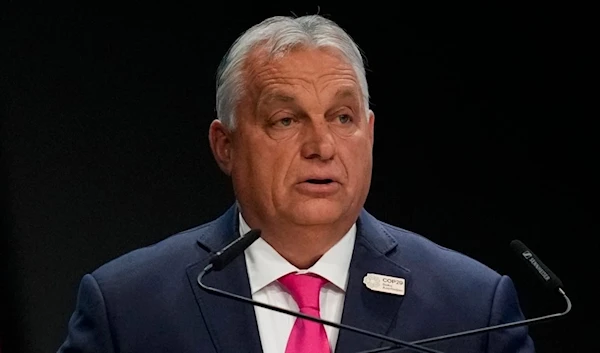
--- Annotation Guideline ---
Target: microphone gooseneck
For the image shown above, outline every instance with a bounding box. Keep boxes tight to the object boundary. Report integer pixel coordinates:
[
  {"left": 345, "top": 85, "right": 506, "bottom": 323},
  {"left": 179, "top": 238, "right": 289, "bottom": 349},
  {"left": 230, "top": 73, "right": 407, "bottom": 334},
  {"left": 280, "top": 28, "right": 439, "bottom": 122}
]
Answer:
[
  {"left": 198, "top": 264, "right": 443, "bottom": 353},
  {"left": 358, "top": 239, "right": 572, "bottom": 353},
  {"left": 357, "top": 289, "right": 571, "bottom": 353}
]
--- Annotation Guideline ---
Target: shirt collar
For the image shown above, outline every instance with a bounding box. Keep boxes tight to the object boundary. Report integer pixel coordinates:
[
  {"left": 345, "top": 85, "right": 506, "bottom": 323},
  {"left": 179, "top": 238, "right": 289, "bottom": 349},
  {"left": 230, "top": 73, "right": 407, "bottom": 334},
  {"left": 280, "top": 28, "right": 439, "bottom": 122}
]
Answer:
[{"left": 240, "top": 212, "right": 356, "bottom": 294}]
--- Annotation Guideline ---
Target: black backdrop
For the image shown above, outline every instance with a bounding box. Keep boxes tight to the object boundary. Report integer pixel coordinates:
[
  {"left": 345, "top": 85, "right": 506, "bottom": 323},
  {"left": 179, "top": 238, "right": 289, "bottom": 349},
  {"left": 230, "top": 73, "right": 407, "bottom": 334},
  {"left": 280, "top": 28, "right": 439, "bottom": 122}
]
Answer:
[{"left": 1, "top": 3, "right": 594, "bottom": 353}]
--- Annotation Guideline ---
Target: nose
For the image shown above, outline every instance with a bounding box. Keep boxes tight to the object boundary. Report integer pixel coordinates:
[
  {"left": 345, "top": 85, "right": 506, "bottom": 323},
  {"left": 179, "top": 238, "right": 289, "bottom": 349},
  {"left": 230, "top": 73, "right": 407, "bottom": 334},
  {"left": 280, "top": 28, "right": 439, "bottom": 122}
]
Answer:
[{"left": 300, "top": 120, "right": 336, "bottom": 160}]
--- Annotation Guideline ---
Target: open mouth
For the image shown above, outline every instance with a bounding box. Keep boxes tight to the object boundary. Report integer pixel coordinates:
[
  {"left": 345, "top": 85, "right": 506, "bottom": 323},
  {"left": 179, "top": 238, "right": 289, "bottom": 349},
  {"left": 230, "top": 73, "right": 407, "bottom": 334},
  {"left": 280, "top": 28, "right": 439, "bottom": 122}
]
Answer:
[{"left": 306, "top": 179, "right": 334, "bottom": 184}]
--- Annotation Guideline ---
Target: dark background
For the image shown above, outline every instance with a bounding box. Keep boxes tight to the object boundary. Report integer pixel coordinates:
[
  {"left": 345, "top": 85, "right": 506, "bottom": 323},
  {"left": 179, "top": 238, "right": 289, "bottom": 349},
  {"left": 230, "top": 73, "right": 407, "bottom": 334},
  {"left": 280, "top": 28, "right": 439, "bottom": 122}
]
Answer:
[{"left": 1, "top": 3, "right": 594, "bottom": 353}]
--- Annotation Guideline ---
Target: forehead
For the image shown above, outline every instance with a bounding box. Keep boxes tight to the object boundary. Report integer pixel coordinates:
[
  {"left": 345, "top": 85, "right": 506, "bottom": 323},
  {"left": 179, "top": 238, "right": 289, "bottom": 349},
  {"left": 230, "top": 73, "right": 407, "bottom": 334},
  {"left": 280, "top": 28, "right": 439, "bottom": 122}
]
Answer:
[{"left": 243, "top": 46, "right": 361, "bottom": 97}]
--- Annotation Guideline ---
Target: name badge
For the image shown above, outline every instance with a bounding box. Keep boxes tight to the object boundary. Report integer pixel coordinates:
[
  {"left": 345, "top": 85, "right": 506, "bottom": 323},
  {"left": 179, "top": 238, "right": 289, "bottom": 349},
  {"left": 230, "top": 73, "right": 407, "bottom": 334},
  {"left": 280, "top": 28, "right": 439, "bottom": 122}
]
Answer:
[{"left": 363, "top": 273, "right": 405, "bottom": 296}]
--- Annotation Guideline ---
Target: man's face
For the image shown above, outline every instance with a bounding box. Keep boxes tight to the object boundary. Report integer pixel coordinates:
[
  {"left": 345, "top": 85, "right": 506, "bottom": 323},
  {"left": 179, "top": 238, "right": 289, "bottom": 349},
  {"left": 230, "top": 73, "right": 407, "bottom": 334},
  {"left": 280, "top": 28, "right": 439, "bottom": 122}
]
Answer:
[{"left": 213, "top": 47, "right": 375, "bottom": 231}]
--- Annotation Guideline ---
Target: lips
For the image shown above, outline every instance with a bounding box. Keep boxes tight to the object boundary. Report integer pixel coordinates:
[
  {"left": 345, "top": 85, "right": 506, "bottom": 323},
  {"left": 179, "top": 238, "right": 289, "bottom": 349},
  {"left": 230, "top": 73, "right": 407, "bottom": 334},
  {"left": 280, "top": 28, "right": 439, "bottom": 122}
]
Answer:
[
  {"left": 299, "top": 174, "right": 339, "bottom": 185},
  {"left": 296, "top": 176, "right": 340, "bottom": 196}
]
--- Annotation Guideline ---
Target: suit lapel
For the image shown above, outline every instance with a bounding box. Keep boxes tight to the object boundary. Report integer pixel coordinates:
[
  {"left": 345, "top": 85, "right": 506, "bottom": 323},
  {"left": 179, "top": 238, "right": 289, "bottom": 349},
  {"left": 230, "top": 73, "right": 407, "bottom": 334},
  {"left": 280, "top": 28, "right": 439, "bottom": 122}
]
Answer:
[
  {"left": 185, "top": 205, "right": 263, "bottom": 353},
  {"left": 335, "top": 210, "right": 413, "bottom": 353}
]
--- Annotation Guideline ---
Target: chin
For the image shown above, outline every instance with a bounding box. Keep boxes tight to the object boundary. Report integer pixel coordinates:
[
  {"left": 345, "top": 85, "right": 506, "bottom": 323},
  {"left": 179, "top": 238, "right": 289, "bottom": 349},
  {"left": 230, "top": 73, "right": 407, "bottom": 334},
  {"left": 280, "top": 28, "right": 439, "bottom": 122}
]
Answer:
[{"left": 286, "top": 199, "right": 349, "bottom": 226}]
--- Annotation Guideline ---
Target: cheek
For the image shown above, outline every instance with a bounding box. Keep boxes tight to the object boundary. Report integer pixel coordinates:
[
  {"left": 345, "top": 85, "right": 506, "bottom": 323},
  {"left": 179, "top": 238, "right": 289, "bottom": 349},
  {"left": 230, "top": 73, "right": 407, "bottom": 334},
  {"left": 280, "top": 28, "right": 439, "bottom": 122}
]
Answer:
[
  {"left": 343, "top": 140, "right": 373, "bottom": 182},
  {"left": 238, "top": 139, "right": 294, "bottom": 186},
  {"left": 272, "top": 149, "right": 300, "bottom": 185}
]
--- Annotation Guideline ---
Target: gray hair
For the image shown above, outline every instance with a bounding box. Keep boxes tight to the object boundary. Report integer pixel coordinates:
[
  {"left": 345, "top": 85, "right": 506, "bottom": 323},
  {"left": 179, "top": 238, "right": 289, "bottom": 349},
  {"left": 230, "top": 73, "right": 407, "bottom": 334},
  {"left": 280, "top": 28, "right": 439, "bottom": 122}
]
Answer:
[{"left": 215, "top": 15, "right": 370, "bottom": 130}]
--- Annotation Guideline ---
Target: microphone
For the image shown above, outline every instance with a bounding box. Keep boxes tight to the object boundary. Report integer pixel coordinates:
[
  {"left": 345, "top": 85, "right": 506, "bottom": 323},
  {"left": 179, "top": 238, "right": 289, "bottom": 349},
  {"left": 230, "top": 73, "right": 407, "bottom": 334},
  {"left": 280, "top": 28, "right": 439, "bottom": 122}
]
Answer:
[
  {"left": 209, "top": 228, "right": 262, "bottom": 271},
  {"left": 357, "top": 239, "right": 572, "bottom": 353},
  {"left": 197, "top": 229, "right": 444, "bottom": 353},
  {"left": 510, "top": 239, "right": 563, "bottom": 291}
]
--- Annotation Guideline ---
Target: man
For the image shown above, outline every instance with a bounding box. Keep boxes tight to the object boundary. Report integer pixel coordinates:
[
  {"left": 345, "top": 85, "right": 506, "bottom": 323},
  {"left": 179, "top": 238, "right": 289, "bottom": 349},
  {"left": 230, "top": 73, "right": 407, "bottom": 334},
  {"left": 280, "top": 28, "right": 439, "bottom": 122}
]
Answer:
[{"left": 58, "top": 14, "right": 534, "bottom": 353}]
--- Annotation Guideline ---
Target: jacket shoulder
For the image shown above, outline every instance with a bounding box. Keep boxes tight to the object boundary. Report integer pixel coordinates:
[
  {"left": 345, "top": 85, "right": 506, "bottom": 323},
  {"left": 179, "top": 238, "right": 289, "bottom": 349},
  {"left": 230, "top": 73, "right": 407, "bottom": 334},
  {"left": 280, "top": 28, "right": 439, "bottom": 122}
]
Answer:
[
  {"left": 90, "top": 218, "right": 220, "bottom": 286},
  {"left": 377, "top": 219, "right": 503, "bottom": 288}
]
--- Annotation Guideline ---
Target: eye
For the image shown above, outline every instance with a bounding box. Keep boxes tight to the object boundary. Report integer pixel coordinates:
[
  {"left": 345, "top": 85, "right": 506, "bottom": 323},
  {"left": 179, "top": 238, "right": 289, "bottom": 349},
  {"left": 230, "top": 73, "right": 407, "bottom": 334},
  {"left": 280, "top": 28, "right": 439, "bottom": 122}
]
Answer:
[
  {"left": 270, "top": 116, "right": 297, "bottom": 130},
  {"left": 279, "top": 117, "right": 294, "bottom": 127},
  {"left": 337, "top": 114, "right": 352, "bottom": 124},
  {"left": 329, "top": 112, "right": 358, "bottom": 136}
]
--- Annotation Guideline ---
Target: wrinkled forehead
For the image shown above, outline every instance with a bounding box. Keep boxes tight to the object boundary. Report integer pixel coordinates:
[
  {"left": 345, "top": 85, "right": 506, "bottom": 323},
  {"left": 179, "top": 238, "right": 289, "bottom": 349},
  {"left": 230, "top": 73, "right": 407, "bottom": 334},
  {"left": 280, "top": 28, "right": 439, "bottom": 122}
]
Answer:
[{"left": 241, "top": 44, "right": 360, "bottom": 94}]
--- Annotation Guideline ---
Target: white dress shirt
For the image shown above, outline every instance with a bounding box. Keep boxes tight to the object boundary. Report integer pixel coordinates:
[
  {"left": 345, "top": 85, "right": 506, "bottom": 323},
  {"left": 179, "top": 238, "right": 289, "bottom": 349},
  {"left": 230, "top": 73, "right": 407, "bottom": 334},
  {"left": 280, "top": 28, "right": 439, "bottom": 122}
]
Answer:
[{"left": 240, "top": 213, "right": 356, "bottom": 353}]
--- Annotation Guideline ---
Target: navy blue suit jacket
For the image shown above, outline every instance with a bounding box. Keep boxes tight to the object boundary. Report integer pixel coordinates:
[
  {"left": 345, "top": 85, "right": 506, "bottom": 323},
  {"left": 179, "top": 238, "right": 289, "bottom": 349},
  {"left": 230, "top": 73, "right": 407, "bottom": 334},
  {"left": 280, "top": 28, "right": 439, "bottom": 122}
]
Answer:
[{"left": 58, "top": 205, "right": 534, "bottom": 352}]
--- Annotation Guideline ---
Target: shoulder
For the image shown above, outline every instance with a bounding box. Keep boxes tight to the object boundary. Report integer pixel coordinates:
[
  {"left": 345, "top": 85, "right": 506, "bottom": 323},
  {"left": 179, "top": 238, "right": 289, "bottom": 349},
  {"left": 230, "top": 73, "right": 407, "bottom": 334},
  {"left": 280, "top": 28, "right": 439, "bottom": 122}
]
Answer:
[
  {"left": 361, "top": 213, "right": 533, "bottom": 350},
  {"left": 367, "top": 214, "right": 503, "bottom": 290},
  {"left": 90, "top": 217, "right": 221, "bottom": 288},
  {"left": 371, "top": 216, "right": 517, "bottom": 314}
]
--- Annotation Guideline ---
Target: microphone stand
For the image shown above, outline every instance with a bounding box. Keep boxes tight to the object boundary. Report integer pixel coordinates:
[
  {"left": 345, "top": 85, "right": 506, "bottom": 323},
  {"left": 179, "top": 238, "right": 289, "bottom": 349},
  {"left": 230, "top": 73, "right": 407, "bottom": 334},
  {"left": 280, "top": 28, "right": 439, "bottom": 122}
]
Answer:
[
  {"left": 198, "top": 233, "right": 569, "bottom": 353},
  {"left": 358, "top": 288, "right": 572, "bottom": 353},
  {"left": 198, "top": 263, "right": 444, "bottom": 353}
]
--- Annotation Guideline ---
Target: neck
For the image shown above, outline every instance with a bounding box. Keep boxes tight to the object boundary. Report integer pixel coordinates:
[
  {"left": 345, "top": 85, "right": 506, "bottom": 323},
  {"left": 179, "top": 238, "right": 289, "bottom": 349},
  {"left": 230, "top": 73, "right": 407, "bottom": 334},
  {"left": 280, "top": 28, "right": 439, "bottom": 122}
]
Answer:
[
  {"left": 242, "top": 215, "right": 353, "bottom": 269},
  {"left": 262, "top": 225, "right": 349, "bottom": 269},
  {"left": 238, "top": 204, "right": 359, "bottom": 269}
]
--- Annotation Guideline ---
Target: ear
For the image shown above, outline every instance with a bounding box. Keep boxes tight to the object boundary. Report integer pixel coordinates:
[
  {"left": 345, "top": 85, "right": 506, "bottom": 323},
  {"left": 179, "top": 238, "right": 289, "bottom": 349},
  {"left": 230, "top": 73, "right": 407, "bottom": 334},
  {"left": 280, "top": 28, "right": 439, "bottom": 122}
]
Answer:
[
  {"left": 209, "top": 119, "right": 233, "bottom": 175},
  {"left": 367, "top": 110, "right": 375, "bottom": 145}
]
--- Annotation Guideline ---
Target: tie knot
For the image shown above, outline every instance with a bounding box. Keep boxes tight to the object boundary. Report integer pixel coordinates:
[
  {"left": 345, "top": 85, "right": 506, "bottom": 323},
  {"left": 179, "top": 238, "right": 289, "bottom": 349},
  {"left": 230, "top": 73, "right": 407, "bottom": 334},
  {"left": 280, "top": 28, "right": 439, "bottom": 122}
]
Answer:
[{"left": 279, "top": 273, "right": 328, "bottom": 310}]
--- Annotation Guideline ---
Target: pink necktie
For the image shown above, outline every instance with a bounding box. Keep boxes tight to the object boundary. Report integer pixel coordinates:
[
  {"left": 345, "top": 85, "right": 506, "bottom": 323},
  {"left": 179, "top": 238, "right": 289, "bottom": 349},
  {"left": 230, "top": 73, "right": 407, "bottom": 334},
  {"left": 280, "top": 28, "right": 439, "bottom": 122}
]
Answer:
[{"left": 279, "top": 273, "right": 331, "bottom": 353}]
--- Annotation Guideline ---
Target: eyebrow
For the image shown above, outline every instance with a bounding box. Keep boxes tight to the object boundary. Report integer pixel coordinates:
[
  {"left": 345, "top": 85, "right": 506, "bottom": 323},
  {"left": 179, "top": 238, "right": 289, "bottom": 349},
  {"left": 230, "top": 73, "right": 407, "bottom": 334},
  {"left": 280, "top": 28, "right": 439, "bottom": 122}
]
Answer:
[
  {"left": 258, "top": 87, "right": 361, "bottom": 107},
  {"left": 259, "top": 93, "right": 295, "bottom": 106},
  {"left": 334, "top": 87, "right": 361, "bottom": 101}
]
